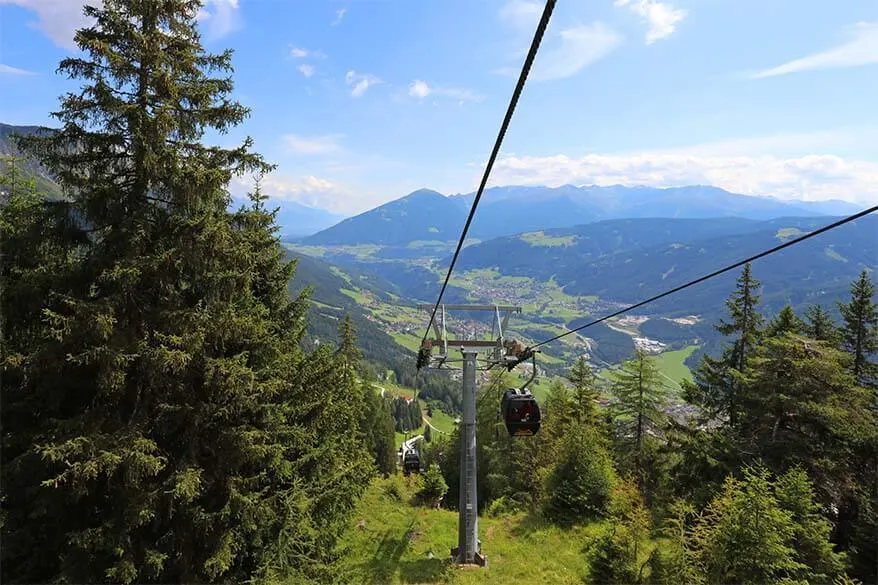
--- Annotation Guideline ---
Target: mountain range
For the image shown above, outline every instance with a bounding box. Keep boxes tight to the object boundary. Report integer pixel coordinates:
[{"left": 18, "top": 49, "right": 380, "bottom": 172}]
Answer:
[
  {"left": 302, "top": 185, "right": 865, "bottom": 246},
  {"left": 450, "top": 215, "right": 878, "bottom": 317}
]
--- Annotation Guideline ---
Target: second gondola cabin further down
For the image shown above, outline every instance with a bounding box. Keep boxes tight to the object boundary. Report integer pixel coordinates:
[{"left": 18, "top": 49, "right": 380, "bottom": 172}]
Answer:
[{"left": 501, "top": 388, "right": 541, "bottom": 436}]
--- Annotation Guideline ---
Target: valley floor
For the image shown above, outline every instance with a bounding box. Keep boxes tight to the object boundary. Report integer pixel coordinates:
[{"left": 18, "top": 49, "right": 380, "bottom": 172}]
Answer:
[{"left": 335, "top": 476, "right": 609, "bottom": 585}]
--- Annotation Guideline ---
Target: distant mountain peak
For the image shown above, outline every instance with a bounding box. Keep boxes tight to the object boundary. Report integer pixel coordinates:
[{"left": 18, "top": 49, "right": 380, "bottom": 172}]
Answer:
[{"left": 403, "top": 188, "right": 446, "bottom": 200}]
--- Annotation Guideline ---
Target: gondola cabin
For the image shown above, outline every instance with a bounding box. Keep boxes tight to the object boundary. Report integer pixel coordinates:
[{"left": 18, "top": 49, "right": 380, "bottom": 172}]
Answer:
[
  {"left": 403, "top": 450, "right": 421, "bottom": 475},
  {"left": 501, "top": 388, "right": 541, "bottom": 436}
]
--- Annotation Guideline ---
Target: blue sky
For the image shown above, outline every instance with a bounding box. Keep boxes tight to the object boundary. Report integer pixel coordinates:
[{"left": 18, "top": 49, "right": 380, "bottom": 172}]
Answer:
[{"left": 1, "top": 0, "right": 877, "bottom": 215}]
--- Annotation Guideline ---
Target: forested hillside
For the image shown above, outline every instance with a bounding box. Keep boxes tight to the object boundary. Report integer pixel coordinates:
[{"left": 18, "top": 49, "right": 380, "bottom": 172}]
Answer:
[{"left": 284, "top": 252, "right": 462, "bottom": 413}]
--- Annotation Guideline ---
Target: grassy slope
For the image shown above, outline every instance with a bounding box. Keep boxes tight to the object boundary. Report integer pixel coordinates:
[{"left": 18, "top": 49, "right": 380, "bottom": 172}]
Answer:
[
  {"left": 653, "top": 345, "right": 698, "bottom": 393},
  {"left": 336, "top": 477, "right": 606, "bottom": 585}
]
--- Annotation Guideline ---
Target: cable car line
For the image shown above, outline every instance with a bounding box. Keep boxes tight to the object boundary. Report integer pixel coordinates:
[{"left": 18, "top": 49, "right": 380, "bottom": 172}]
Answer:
[
  {"left": 418, "top": 0, "right": 558, "bottom": 358},
  {"left": 515, "top": 204, "right": 878, "bottom": 355}
]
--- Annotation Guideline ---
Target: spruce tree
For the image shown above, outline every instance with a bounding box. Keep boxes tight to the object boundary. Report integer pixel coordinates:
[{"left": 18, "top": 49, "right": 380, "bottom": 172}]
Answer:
[
  {"left": 717, "top": 263, "right": 764, "bottom": 369},
  {"left": 610, "top": 348, "right": 666, "bottom": 458},
  {"left": 567, "top": 355, "right": 601, "bottom": 425},
  {"left": 766, "top": 305, "right": 805, "bottom": 338},
  {"left": 804, "top": 304, "right": 840, "bottom": 344},
  {"left": 336, "top": 314, "right": 361, "bottom": 386},
  {"left": 1, "top": 2, "right": 370, "bottom": 582},
  {"left": 688, "top": 263, "right": 764, "bottom": 426},
  {"left": 838, "top": 270, "right": 878, "bottom": 386},
  {"left": 358, "top": 385, "right": 396, "bottom": 476}
]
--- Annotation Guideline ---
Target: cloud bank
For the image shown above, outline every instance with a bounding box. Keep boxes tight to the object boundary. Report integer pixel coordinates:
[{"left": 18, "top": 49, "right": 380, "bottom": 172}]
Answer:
[{"left": 489, "top": 151, "right": 878, "bottom": 204}]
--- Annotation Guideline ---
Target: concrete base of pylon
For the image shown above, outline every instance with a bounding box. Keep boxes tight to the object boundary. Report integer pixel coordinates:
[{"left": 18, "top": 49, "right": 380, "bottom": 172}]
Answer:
[{"left": 450, "top": 546, "right": 487, "bottom": 567}]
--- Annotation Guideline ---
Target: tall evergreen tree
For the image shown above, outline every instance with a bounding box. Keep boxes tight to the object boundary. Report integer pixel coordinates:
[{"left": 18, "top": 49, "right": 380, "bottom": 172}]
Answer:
[
  {"left": 717, "top": 263, "right": 765, "bottom": 371},
  {"left": 336, "top": 314, "right": 361, "bottom": 385},
  {"left": 610, "top": 348, "right": 666, "bottom": 459},
  {"left": 359, "top": 385, "right": 396, "bottom": 476},
  {"left": 567, "top": 356, "right": 601, "bottom": 425},
  {"left": 838, "top": 270, "right": 878, "bottom": 386},
  {"left": 804, "top": 304, "right": 840, "bottom": 344},
  {"left": 686, "top": 263, "right": 764, "bottom": 427},
  {"left": 1, "top": 2, "right": 370, "bottom": 582}
]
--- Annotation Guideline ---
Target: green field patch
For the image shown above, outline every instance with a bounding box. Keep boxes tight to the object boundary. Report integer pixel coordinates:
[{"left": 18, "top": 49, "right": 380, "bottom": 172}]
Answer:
[
  {"left": 776, "top": 227, "right": 804, "bottom": 241},
  {"left": 391, "top": 331, "right": 424, "bottom": 353},
  {"left": 341, "top": 288, "right": 371, "bottom": 305},
  {"left": 330, "top": 265, "right": 353, "bottom": 284},
  {"left": 408, "top": 239, "right": 454, "bottom": 249},
  {"left": 283, "top": 243, "right": 327, "bottom": 257},
  {"left": 536, "top": 351, "right": 565, "bottom": 365},
  {"left": 424, "top": 406, "right": 456, "bottom": 435},
  {"left": 341, "top": 244, "right": 384, "bottom": 258},
  {"left": 308, "top": 298, "right": 342, "bottom": 310},
  {"left": 653, "top": 345, "right": 698, "bottom": 393},
  {"left": 519, "top": 231, "right": 578, "bottom": 247},
  {"left": 824, "top": 246, "right": 848, "bottom": 263}
]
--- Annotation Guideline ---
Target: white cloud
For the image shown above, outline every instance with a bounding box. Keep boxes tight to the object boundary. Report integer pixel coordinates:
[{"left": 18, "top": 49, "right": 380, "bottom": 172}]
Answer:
[
  {"left": 345, "top": 70, "right": 381, "bottom": 97},
  {"left": 752, "top": 21, "right": 878, "bottom": 79},
  {"left": 332, "top": 7, "right": 346, "bottom": 26},
  {"left": 1, "top": 0, "right": 239, "bottom": 48},
  {"left": 0, "top": 63, "right": 36, "bottom": 75},
  {"left": 496, "top": 2, "right": 622, "bottom": 81},
  {"left": 529, "top": 23, "right": 623, "bottom": 81},
  {"left": 407, "top": 79, "right": 484, "bottom": 103},
  {"left": 283, "top": 134, "right": 345, "bottom": 155},
  {"left": 487, "top": 149, "right": 878, "bottom": 204},
  {"left": 197, "top": 0, "right": 240, "bottom": 40},
  {"left": 289, "top": 46, "right": 327, "bottom": 59},
  {"left": 615, "top": 0, "right": 687, "bottom": 44},
  {"left": 232, "top": 172, "right": 380, "bottom": 215},
  {"left": 499, "top": 0, "right": 541, "bottom": 30},
  {"left": 297, "top": 64, "right": 315, "bottom": 78},
  {"left": 0, "top": 0, "right": 92, "bottom": 49},
  {"left": 409, "top": 80, "right": 431, "bottom": 98}
]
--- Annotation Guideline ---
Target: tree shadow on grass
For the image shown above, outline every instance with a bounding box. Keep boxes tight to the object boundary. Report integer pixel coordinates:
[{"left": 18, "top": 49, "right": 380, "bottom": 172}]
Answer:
[
  {"left": 364, "top": 523, "right": 413, "bottom": 584},
  {"left": 363, "top": 521, "right": 451, "bottom": 584},
  {"left": 398, "top": 557, "right": 451, "bottom": 584}
]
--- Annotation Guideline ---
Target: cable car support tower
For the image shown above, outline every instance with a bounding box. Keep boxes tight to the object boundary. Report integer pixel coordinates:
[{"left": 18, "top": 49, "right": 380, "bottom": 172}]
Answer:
[{"left": 417, "top": 303, "right": 527, "bottom": 567}]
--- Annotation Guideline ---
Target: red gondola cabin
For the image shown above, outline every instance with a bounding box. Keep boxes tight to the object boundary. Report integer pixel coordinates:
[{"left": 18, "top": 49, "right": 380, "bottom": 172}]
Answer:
[{"left": 501, "top": 388, "right": 541, "bottom": 436}]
